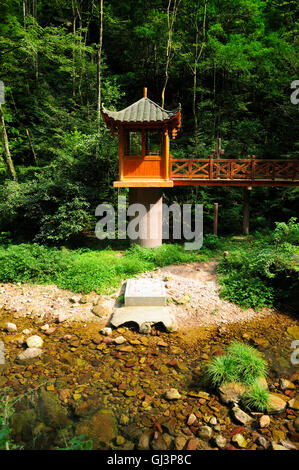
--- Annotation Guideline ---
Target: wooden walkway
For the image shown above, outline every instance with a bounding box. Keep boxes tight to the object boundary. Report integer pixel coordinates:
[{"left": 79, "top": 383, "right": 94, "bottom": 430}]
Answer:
[{"left": 170, "top": 156, "right": 299, "bottom": 186}]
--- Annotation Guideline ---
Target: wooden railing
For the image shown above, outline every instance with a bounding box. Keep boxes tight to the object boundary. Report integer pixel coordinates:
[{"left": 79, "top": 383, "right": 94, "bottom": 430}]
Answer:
[{"left": 170, "top": 156, "right": 299, "bottom": 182}]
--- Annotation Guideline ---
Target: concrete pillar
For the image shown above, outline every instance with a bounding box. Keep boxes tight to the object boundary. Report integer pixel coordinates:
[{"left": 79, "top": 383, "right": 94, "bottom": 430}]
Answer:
[{"left": 129, "top": 188, "right": 163, "bottom": 248}]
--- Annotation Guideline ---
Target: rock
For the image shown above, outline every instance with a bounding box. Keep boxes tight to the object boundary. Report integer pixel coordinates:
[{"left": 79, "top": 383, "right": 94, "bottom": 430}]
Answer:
[
  {"left": 259, "top": 415, "right": 270, "bottom": 428},
  {"left": 5, "top": 322, "right": 17, "bottom": 332},
  {"left": 175, "top": 436, "right": 187, "bottom": 450},
  {"left": 40, "top": 324, "right": 50, "bottom": 331},
  {"left": 286, "top": 326, "right": 299, "bottom": 340},
  {"left": 139, "top": 322, "right": 152, "bottom": 334},
  {"left": 197, "top": 425, "right": 213, "bottom": 440},
  {"left": 232, "top": 433, "right": 247, "bottom": 448},
  {"left": 219, "top": 382, "right": 248, "bottom": 404},
  {"left": 114, "top": 336, "right": 126, "bottom": 345},
  {"left": 271, "top": 442, "right": 290, "bottom": 451},
  {"left": 100, "top": 327, "right": 112, "bottom": 336},
  {"left": 186, "top": 438, "right": 199, "bottom": 450},
  {"left": 76, "top": 409, "right": 118, "bottom": 449},
  {"left": 57, "top": 312, "right": 68, "bottom": 323},
  {"left": 63, "top": 334, "right": 72, "bottom": 341},
  {"left": 272, "top": 429, "right": 286, "bottom": 442},
  {"left": 187, "top": 413, "right": 197, "bottom": 426},
  {"left": 26, "top": 335, "right": 43, "bottom": 348},
  {"left": 119, "top": 414, "right": 130, "bottom": 425},
  {"left": 16, "top": 347, "right": 43, "bottom": 363},
  {"left": 115, "top": 435, "right": 125, "bottom": 446},
  {"left": 92, "top": 304, "right": 110, "bottom": 317},
  {"left": 256, "top": 436, "right": 269, "bottom": 449},
  {"left": 45, "top": 327, "right": 56, "bottom": 335},
  {"left": 38, "top": 389, "right": 70, "bottom": 429},
  {"left": 215, "top": 435, "right": 227, "bottom": 449},
  {"left": 294, "top": 417, "right": 299, "bottom": 433},
  {"left": 22, "top": 329, "right": 32, "bottom": 335},
  {"left": 138, "top": 432, "right": 152, "bottom": 450},
  {"left": 268, "top": 394, "right": 287, "bottom": 413},
  {"left": 256, "top": 376, "right": 268, "bottom": 390},
  {"left": 280, "top": 378, "right": 295, "bottom": 390},
  {"left": 11, "top": 409, "right": 37, "bottom": 442},
  {"left": 151, "top": 433, "right": 169, "bottom": 450},
  {"left": 288, "top": 396, "right": 299, "bottom": 410},
  {"left": 209, "top": 417, "right": 217, "bottom": 426},
  {"left": 252, "top": 338, "right": 269, "bottom": 348},
  {"left": 165, "top": 388, "right": 181, "bottom": 400},
  {"left": 232, "top": 406, "right": 252, "bottom": 425}
]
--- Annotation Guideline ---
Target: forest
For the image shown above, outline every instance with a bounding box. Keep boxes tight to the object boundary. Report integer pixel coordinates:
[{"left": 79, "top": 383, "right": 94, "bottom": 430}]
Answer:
[{"left": 0, "top": 0, "right": 298, "bottom": 453}]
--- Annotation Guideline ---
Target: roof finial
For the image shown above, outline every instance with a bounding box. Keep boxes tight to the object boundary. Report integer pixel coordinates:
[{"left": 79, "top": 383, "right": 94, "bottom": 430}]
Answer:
[{"left": 143, "top": 87, "right": 147, "bottom": 98}]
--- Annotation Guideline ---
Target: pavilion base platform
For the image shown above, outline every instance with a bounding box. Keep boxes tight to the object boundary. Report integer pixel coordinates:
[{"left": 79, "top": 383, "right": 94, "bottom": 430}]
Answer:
[{"left": 110, "top": 306, "right": 178, "bottom": 333}]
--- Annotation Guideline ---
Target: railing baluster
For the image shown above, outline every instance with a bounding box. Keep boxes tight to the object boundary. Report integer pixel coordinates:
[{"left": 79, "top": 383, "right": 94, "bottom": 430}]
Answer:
[{"left": 209, "top": 155, "right": 213, "bottom": 180}]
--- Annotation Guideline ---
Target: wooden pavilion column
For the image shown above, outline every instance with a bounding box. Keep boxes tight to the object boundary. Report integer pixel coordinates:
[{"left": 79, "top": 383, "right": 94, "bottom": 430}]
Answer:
[
  {"left": 242, "top": 187, "right": 251, "bottom": 235},
  {"left": 129, "top": 187, "right": 163, "bottom": 248},
  {"left": 163, "top": 128, "right": 170, "bottom": 180}
]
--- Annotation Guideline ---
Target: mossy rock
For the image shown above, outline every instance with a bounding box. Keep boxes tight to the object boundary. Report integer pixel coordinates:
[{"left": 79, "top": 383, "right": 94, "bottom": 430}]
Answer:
[
  {"left": 10, "top": 409, "right": 37, "bottom": 442},
  {"left": 38, "top": 389, "right": 70, "bottom": 429},
  {"left": 76, "top": 408, "right": 118, "bottom": 449}
]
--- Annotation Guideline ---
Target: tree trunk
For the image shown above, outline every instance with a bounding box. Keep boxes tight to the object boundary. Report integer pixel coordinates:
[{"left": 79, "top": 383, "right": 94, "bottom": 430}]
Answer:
[
  {"left": 25, "top": 128, "right": 38, "bottom": 165},
  {"left": 0, "top": 104, "right": 17, "bottom": 181},
  {"left": 97, "top": 0, "right": 104, "bottom": 132}
]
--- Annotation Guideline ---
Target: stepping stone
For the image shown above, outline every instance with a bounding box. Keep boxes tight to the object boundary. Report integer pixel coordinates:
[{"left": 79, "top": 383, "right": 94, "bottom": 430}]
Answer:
[
  {"left": 110, "top": 306, "right": 177, "bottom": 333},
  {"left": 125, "top": 278, "right": 166, "bottom": 306}
]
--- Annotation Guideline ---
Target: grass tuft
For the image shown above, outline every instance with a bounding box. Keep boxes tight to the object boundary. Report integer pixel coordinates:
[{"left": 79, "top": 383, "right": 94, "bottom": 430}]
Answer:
[
  {"left": 241, "top": 383, "right": 270, "bottom": 412},
  {"left": 206, "top": 341, "right": 267, "bottom": 387}
]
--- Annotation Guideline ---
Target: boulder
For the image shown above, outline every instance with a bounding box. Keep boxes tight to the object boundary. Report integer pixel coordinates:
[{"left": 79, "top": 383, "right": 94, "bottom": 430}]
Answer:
[{"left": 38, "top": 389, "right": 70, "bottom": 429}]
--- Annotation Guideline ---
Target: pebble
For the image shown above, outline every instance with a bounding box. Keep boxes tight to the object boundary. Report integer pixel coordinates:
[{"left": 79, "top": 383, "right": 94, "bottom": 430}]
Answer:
[
  {"left": 256, "top": 436, "right": 269, "bottom": 449},
  {"left": 26, "top": 335, "right": 43, "bottom": 349},
  {"left": 197, "top": 425, "right": 213, "bottom": 440},
  {"left": 215, "top": 435, "right": 227, "bottom": 449},
  {"left": 114, "top": 336, "right": 126, "bottom": 345},
  {"left": 259, "top": 415, "right": 270, "bottom": 428},
  {"left": 5, "top": 322, "right": 17, "bottom": 332},
  {"left": 22, "top": 329, "right": 32, "bottom": 335},
  {"left": 232, "top": 433, "right": 247, "bottom": 448},
  {"left": 187, "top": 413, "right": 197, "bottom": 426},
  {"left": 279, "top": 378, "right": 295, "bottom": 390},
  {"left": 209, "top": 416, "right": 217, "bottom": 426},
  {"left": 186, "top": 438, "right": 199, "bottom": 450},
  {"left": 175, "top": 436, "right": 187, "bottom": 450},
  {"left": 165, "top": 388, "right": 181, "bottom": 400},
  {"left": 232, "top": 406, "right": 252, "bottom": 425},
  {"left": 100, "top": 327, "right": 112, "bottom": 337}
]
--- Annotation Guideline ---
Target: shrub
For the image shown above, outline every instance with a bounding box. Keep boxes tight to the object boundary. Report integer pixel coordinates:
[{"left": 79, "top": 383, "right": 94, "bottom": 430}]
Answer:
[
  {"left": 219, "top": 275, "right": 275, "bottom": 309},
  {"left": 206, "top": 341, "right": 267, "bottom": 387}
]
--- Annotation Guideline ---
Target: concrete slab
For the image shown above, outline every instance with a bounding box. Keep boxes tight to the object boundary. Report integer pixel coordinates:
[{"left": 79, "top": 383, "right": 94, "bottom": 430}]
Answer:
[
  {"left": 125, "top": 278, "right": 166, "bottom": 307},
  {"left": 110, "top": 306, "right": 178, "bottom": 333}
]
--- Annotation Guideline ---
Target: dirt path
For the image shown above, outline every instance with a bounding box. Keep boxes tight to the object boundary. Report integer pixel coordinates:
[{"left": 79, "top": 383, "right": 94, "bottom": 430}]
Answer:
[{"left": 0, "top": 261, "right": 273, "bottom": 329}]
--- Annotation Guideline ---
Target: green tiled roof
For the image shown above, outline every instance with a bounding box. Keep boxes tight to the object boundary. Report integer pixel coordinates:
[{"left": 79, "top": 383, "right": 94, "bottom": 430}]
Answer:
[{"left": 102, "top": 97, "right": 180, "bottom": 123}]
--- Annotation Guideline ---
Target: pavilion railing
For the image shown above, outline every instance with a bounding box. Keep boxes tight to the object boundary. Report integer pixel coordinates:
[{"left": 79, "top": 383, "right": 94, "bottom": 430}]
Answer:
[{"left": 170, "top": 156, "right": 299, "bottom": 181}]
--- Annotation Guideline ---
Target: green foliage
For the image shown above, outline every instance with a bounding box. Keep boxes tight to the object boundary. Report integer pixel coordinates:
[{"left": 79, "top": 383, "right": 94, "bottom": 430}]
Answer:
[
  {"left": 241, "top": 384, "right": 270, "bottom": 412},
  {"left": 0, "top": 394, "right": 20, "bottom": 450},
  {"left": 0, "top": 242, "right": 205, "bottom": 294},
  {"left": 206, "top": 341, "right": 267, "bottom": 387},
  {"left": 217, "top": 219, "right": 299, "bottom": 309},
  {"left": 219, "top": 275, "right": 275, "bottom": 309},
  {"left": 57, "top": 435, "right": 93, "bottom": 451}
]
